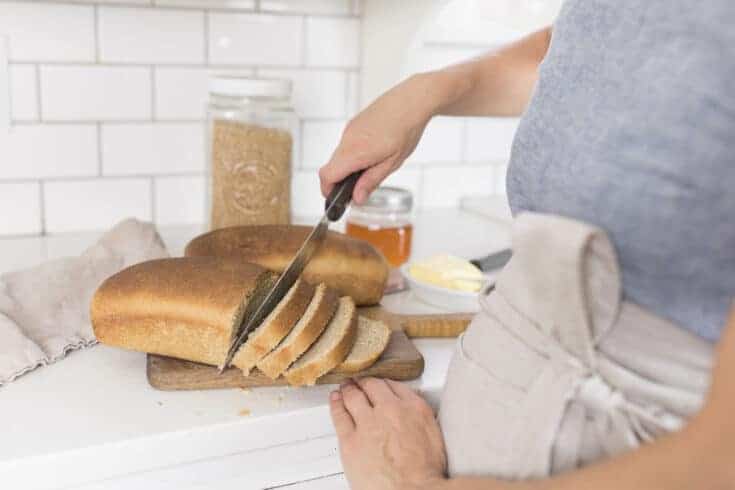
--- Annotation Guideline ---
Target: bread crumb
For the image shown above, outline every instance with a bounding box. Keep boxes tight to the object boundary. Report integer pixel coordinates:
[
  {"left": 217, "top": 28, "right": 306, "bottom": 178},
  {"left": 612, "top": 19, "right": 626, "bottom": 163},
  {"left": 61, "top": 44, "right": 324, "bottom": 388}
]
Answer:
[
  {"left": 239, "top": 408, "right": 251, "bottom": 416},
  {"left": 241, "top": 387, "right": 251, "bottom": 394}
]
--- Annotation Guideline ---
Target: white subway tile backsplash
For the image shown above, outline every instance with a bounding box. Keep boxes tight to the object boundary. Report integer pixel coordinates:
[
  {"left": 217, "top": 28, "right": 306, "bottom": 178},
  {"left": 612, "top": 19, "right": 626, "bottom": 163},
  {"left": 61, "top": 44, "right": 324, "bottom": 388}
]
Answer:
[
  {"left": 40, "top": 66, "right": 151, "bottom": 121},
  {"left": 421, "top": 165, "right": 493, "bottom": 208},
  {"left": 346, "top": 71, "right": 360, "bottom": 115},
  {"left": 155, "top": 68, "right": 210, "bottom": 120},
  {"left": 465, "top": 117, "right": 519, "bottom": 163},
  {"left": 209, "top": 14, "right": 303, "bottom": 66},
  {"left": 305, "top": 17, "right": 359, "bottom": 68},
  {"left": 261, "top": 0, "right": 351, "bottom": 15},
  {"left": 154, "top": 67, "right": 254, "bottom": 120},
  {"left": 291, "top": 169, "right": 322, "bottom": 217},
  {"left": 0, "top": 182, "right": 41, "bottom": 235},
  {"left": 8, "top": 65, "right": 38, "bottom": 121},
  {"left": 408, "top": 117, "right": 463, "bottom": 165},
  {"left": 0, "top": 125, "right": 98, "bottom": 179},
  {"left": 99, "top": 7, "right": 205, "bottom": 64},
  {"left": 44, "top": 179, "right": 152, "bottom": 233},
  {"left": 260, "top": 69, "right": 346, "bottom": 118},
  {"left": 102, "top": 123, "right": 204, "bottom": 176},
  {"left": 494, "top": 163, "right": 508, "bottom": 195},
  {"left": 154, "top": 175, "right": 204, "bottom": 225},
  {"left": 0, "top": 2, "right": 95, "bottom": 62},
  {"left": 85, "top": 0, "right": 151, "bottom": 4},
  {"left": 301, "top": 120, "right": 345, "bottom": 168},
  {"left": 155, "top": 0, "right": 254, "bottom": 8}
]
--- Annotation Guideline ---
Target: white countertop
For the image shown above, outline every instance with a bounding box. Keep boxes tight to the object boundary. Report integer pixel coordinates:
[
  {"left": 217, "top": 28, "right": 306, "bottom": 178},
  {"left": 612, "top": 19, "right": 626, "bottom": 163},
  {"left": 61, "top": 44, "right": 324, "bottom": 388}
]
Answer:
[{"left": 0, "top": 205, "right": 511, "bottom": 490}]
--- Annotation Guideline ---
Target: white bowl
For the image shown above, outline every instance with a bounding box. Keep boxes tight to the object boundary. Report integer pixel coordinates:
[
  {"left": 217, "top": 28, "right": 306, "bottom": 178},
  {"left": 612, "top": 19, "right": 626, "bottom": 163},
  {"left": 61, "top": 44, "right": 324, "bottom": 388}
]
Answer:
[{"left": 400, "top": 264, "right": 492, "bottom": 313}]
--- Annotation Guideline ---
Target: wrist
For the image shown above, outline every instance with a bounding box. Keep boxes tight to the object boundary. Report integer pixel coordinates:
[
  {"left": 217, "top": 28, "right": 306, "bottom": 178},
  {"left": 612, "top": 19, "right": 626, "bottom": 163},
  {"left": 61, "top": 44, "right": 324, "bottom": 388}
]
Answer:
[{"left": 406, "top": 68, "right": 474, "bottom": 119}]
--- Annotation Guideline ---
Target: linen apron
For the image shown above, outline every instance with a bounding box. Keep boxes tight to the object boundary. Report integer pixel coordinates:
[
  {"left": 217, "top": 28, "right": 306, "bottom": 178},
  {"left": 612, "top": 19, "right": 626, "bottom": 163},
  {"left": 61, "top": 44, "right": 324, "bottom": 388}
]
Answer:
[{"left": 438, "top": 213, "right": 714, "bottom": 479}]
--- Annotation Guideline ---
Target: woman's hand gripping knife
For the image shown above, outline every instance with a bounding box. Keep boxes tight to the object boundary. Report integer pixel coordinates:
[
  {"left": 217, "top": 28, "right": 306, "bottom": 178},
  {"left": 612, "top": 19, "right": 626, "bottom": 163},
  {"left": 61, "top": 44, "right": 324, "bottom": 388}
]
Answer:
[{"left": 318, "top": 27, "right": 552, "bottom": 205}]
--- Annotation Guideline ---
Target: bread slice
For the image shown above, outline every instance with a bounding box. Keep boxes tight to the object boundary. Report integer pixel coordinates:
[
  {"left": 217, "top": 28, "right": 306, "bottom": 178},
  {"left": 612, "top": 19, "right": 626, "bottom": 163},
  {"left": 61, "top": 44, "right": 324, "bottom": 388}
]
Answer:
[
  {"left": 256, "top": 283, "right": 338, "bottom": 379},
  {"left": 231, "top": 278, "right": 314, "bottom": 375},
  {"left": 284, "top": 297, "right": 358, "bottom": 386},
  {"left": 336, "top": 317, "right": 391, "bottom": 373},
  {"left": 91, "top": 257, "right": 275, "bottom": 367},
  {"left": 184, "top": 225, "right": 389, "bottom": 305}
]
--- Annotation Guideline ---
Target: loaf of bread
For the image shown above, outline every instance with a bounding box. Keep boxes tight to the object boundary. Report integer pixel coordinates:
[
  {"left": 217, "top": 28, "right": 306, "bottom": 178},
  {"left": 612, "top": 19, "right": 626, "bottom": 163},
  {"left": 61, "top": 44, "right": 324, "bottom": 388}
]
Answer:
[
  {"left": 92, "top": 257, "right": 392, "bottom": 386},
  {"left": 184, "top": 225, "right": 389, "bottom": 305},
  {"left": 91, "top": 257, "right": 275, "bottom": 367}
]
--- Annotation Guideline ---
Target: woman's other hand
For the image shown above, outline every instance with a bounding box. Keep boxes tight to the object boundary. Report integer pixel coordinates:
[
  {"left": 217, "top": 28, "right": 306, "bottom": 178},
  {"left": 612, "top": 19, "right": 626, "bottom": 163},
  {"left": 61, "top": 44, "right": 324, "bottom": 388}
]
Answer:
[{"left": 329, "top": 378, "right": 447, "bottom": 490}]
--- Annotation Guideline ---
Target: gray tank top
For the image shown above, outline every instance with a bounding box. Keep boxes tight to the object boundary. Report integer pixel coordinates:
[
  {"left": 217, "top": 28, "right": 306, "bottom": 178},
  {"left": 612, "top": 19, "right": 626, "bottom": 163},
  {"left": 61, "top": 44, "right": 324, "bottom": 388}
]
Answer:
[{"left": 507, "top": 0, "right": 735, "bottom": 341}]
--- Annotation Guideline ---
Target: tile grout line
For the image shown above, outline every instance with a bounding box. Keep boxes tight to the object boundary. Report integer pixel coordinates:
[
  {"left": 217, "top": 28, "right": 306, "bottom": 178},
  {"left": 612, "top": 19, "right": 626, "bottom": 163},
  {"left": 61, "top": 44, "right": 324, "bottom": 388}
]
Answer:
[
  {"left": 203, "top": 10, "right": 210, "bottom": 65},
  {"left": 34, "top": 63, "right": 43, "bottom": 122},
  {"left": 150, "top": 177, "right": 157, "bottom": 224},
  {"left": 93, "top": 5, "right": 101, "bottom": 63},
  {"left": 300, "top": 15, "right": 308, "bottom": 68},
  {"left": 96, "top": 122, "right": 103, "bottom": 176},
  {"left": 38, "top": 180, "right": 47, "bottom": 235},
  {"left": 150, "top": 66, "right": 157, "bottom": 121},
  {"left": 18, "top": 60, "right": 359, "bottom": 73}
]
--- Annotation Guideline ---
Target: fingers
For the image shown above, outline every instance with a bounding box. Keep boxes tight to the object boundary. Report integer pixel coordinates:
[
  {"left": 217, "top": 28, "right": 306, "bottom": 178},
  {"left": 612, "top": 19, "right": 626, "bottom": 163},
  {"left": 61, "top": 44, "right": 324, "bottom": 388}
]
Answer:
[
  {"left": 329, "top": 390, "right": 355, "bottom": 439},
  {"left": 355, "top": 377, "right": 399, "bottom": 406},
  {"left": 319, "top": 145, "right": 376, "bottom": 198},
  {"left": 352, "top": 160, "right": 397, "bottom": 204},
  {"left": 340, "top": 379, "right": 372, "bottom": 419},
  {"left": 385, "top": 379, "right": 421, "bottom": 401}
]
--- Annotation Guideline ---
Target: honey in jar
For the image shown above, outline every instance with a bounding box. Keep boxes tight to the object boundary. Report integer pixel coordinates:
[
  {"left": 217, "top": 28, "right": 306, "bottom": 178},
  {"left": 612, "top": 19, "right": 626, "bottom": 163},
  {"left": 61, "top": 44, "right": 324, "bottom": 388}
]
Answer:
[{"left": 345, "top": 186, "right": 413, "bottom": 267}]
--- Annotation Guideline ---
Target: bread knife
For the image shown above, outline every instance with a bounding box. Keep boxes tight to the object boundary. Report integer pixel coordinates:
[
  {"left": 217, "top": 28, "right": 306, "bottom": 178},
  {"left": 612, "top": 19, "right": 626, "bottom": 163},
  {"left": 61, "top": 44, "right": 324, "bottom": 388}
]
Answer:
[{"left": 219, "top": 170, "right": 365, "bottom": 373}]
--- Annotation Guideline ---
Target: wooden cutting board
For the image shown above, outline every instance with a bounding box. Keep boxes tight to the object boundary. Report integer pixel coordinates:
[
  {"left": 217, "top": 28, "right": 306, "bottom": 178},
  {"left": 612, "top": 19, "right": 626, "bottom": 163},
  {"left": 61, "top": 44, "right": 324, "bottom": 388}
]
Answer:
[{"left": 146, "top": 306, "right": 472, "bottom": 391}]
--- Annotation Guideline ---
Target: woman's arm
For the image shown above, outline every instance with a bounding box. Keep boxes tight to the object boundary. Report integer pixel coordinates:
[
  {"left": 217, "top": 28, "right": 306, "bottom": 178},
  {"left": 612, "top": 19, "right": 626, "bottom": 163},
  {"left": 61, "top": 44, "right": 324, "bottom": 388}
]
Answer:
[
  {"left": 441, "top": 303, "right": 735, "bottom": 490},
  {"left": 318, "top": 27, "right": 552, "bottom": 203}
]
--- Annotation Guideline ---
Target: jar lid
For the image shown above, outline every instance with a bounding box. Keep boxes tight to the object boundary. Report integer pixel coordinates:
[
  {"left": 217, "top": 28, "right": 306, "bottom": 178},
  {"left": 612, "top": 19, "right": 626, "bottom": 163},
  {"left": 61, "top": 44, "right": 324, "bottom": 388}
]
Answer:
[
  {"left": 209, "top": 76, "right": 292, "bottom": 98},
  {"left": 355, "top": 186, "right": 413, "bottom": 214}
]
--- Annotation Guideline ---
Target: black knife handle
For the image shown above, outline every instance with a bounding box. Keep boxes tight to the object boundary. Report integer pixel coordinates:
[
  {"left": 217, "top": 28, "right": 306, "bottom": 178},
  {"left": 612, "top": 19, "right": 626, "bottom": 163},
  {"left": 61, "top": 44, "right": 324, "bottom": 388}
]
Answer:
[{"left": 325, "top": 169, "right": 365, "bottom": 221}]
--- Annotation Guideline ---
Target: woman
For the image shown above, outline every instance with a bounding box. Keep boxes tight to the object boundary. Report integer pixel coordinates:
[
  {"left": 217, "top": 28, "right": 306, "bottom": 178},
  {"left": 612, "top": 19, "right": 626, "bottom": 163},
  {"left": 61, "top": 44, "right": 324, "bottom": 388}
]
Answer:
[{"left": 319, "top": 1, "right": 735, "bottom": 489}]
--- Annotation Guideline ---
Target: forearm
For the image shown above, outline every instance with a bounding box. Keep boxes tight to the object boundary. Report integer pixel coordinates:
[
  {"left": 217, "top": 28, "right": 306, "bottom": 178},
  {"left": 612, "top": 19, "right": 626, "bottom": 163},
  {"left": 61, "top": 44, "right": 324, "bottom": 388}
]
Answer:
[
  {"left": 420, "top": 27, "right": 551, "bottom": 118},
  {"left": 440, "top": 424, "right": 720, "bottom": 490}
]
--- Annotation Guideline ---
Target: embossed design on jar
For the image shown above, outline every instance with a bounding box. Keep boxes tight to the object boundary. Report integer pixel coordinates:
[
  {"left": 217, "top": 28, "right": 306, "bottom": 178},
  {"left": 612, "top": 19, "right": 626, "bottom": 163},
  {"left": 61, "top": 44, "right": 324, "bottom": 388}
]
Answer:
[{"left": 211, "top": 120, "right": 292, "bottom": 229}]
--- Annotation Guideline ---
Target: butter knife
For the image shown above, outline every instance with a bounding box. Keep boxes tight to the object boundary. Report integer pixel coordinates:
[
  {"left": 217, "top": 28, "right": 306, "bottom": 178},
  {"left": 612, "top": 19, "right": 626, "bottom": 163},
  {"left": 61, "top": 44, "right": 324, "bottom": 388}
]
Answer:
[{"left": 219, "top": 170, "right": 364, "bottom": 373}]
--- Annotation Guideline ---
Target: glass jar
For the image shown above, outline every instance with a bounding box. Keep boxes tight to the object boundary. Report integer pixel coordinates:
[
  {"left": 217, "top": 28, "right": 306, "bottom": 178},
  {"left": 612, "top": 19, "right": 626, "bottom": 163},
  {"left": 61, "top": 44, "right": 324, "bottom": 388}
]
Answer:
[
  {"left": 205, "top": 76, "right": 297, "bottom": 230},
  {"left": 345, "top": 186, "right": 413, "bottom": 267}
]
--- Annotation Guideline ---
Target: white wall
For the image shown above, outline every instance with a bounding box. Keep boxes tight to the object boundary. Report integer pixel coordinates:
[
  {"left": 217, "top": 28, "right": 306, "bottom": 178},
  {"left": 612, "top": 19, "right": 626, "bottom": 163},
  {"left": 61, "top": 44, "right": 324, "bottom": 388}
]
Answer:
[{"left": 0, "top": 0, "right": 559, "bottom": 236}]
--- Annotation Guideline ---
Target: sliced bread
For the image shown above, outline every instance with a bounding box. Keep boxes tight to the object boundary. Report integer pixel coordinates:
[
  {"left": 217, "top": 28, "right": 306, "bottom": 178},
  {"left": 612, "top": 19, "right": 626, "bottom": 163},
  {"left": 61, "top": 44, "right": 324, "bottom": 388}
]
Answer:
[
  {"left": 256, "top": 283, "right": 339, "bottom": 379},
  {"left": 232, "top": 278, "right": 314, "bottom": 375},
  {"left": 284, "top": 296, "right": 358, "bottom": 386},
  {"left": 336, "top": 317, "right": 391, "bottom": 373}
]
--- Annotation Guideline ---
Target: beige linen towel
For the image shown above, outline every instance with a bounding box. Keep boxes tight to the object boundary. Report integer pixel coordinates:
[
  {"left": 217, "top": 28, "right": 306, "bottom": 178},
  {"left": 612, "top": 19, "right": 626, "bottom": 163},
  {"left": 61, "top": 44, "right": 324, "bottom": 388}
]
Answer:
[
  {"left": 0, "top": 219, "right": 168, "bottom": 386},
  {"left": 439, "top": 212, "right": 713, "bottom": 479}
]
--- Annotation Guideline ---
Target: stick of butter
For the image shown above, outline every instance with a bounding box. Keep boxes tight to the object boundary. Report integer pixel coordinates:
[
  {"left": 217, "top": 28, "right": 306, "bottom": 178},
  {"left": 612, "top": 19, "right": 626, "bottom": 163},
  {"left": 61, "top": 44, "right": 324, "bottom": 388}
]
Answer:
[{"left": 408, "top": 254, "right": 485, "bottom": 292}]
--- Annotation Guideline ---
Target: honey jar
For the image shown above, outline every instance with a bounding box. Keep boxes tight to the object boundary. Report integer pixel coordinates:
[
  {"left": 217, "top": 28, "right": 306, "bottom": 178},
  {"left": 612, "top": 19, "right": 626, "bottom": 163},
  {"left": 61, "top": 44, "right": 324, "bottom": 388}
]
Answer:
[{"left": 345, "top": 186, "right": 413, "bottom": 267}]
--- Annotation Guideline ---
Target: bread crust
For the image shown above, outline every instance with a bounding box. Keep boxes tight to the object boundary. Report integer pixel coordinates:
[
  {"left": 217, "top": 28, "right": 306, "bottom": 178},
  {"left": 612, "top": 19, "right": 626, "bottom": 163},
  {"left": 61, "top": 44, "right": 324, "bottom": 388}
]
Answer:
[
  {"left": 256, "top": 284, "right": 339, "bottom": 379},
  {"left": 184, "top": 225, "right": 389, "bottom": 305},
  {"left": 284, "top": 297, "right": 358, "bottom": 386},
  {"left": 91, "top": 257, "right": 273, "bottom": 366},
  {"left": 232, "top": 279, "right": 314, "bottom": 374}
]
